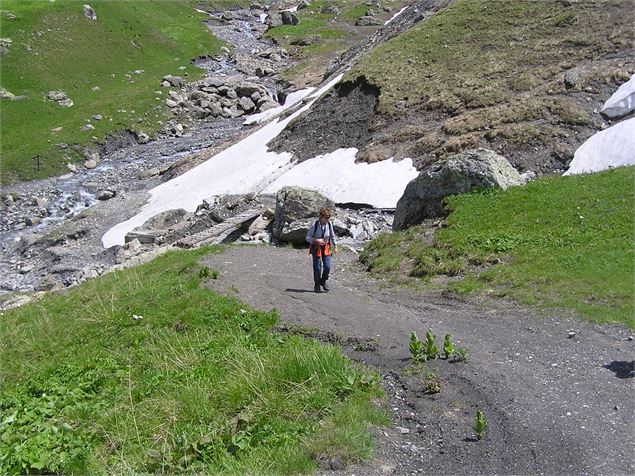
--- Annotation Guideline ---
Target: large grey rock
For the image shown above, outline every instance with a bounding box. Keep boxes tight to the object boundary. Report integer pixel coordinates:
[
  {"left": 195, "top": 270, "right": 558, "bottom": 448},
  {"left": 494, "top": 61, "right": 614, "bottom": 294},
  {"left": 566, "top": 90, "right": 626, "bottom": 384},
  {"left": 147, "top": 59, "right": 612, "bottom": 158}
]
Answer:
[
  {"left": 393, "top": 148, "right": 523, "bottom": 230},
  {"left": 278, "top": 218, "right": 315, "bottom": 244},
  {"left": 272, "top": 187, "right": 334, "bottom": 240},
  {"left": 281, "top": 11, "right": 299, "bottom": 25},
  {"left": 141, "top": 208, "right": 191, "bottom": 231},
  {"left": 355, "top": 16, "right": 381, "bottom": 26}
]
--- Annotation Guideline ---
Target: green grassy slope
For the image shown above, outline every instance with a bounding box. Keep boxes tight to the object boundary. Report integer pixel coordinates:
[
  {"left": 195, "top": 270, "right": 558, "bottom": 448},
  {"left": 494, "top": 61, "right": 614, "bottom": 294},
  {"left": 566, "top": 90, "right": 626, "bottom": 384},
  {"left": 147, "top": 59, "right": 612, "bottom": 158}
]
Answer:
[
  {"left": 0, "top": 0, "right": 223, "bottom": 184},
  {"left": 0, "top": 248, "right": 386, "bottom": 474},
  {"left": 361, "top": 167, "right": 635, "bottom": 327},
  {"left": 348, "top": 0, "right": 632, "bottom": 114}
]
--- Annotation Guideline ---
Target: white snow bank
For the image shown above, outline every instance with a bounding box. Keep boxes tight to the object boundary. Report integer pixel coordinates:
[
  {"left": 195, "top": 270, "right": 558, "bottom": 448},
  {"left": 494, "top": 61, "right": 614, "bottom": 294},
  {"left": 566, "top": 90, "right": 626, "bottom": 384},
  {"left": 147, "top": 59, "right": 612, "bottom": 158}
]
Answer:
[
  {"left": 563, "top": 117, "right": 635, "bottom": 175},
  {"left": 264, "top": 149, "right": 418, "bottom": 208},
  {"left": 243, "top": 88, "right": 314, "bottom": 125},
  {"left": 385, "top": 6, "right": 408, "bottom": 25},
  {"left": 601, "top": 74, "right": 635, "bottom": 119},
  {"left": 102, "top": 75, "right": 343, "bottom": 248}
]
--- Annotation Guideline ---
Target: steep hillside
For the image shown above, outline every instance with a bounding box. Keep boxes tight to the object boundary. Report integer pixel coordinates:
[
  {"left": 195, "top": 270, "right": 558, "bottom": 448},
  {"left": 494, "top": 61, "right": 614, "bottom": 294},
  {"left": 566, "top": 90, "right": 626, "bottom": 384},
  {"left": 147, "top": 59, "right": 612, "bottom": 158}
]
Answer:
[
  {"left": 272, "top": 0, "right": 634, "bottom": 175},
  {"left": 0, "top": 0, "right": 223, "bottom": 183}
]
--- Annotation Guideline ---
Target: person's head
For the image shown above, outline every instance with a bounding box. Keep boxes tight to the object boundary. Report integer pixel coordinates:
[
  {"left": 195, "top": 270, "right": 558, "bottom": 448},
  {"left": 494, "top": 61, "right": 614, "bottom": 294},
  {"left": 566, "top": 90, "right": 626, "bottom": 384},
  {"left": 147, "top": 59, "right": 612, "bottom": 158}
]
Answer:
[{"left": 318, "top": 207, "right": 332, "bottom": 224}]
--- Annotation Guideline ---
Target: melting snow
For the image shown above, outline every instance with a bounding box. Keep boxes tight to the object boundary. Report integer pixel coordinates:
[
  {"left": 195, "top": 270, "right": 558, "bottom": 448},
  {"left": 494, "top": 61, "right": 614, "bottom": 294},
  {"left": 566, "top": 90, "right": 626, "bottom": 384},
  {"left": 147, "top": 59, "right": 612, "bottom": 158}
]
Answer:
[
  {"left": 103, "top": 71, "right": 420, "bottom": 248},
  {"left": 264, "top": 149, "right": 418, "bottom": 208},
  {"left": 600, "top": 74, "right": 635, "bottom": 119},
  {"left": 563, "top": 118, "right": 635, "bottom": 175},
  {"left": 385, "top": 6, "right": 408, "bottom": 25}
]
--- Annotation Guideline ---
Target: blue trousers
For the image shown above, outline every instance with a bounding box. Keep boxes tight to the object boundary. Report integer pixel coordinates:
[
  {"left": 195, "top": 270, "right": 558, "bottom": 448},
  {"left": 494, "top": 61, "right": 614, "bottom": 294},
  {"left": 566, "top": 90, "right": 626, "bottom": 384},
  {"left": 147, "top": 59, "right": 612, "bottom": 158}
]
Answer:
[{"left": 312, "top": 251, "right": 331, "bottom": 284}]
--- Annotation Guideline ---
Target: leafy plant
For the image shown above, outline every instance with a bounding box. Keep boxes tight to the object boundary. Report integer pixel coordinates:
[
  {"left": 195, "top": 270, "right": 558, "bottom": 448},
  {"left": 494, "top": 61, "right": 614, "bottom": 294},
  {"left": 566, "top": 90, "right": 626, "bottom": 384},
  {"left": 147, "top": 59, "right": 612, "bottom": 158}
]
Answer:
[
  {"left": 443, "top": 334, "right": 454, "bottom": 359},
  {"left": 474, "top": 410, "right": 488, "bottom": 441},
  {"left": 409, "top": 331, "right": 425, "bottom": 362},
  {"left": 451, "top": 347, "right": 470, "bottom": 363},
  {"left": 425, "top": 329, "right": 439, "bottom": 360},
  {"left": 198, "top": 266, "right": 219, "bottom": 279}
]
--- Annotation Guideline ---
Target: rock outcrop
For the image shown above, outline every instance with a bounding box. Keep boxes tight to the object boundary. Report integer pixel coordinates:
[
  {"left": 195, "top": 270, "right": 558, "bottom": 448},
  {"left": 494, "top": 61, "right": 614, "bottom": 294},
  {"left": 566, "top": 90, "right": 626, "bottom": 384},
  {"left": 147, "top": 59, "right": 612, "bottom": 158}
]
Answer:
[
  {"left": 393, "top": 148, "right": 523, "bottom": 230},
  {"left": 272, "top": 187, "right": 335, "bottom": 243}
]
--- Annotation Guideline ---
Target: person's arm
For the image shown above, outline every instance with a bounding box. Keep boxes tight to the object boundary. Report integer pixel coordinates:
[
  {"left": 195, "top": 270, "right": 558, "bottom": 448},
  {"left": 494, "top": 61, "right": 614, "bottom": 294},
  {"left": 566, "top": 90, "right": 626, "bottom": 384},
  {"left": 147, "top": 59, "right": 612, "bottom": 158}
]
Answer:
[{"left": 329, "top": 222, "right": 337, "bottom": 252}]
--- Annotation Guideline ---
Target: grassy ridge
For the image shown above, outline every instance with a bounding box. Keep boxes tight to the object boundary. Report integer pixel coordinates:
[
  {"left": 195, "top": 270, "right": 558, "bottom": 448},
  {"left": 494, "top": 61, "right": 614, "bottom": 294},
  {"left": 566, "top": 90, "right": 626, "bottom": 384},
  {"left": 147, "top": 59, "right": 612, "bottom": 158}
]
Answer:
[
  {"left": 348, "top": 0, "right": 632, "bottom": 113},
  {"left": 361, "top": 167, "right": 635, "bottom": 327},
  {"left": 0, "top": 0, "right": 223, "bottom": 184},
  {"left": 0, "top": 248, "right": 386, "bottom": 474}
]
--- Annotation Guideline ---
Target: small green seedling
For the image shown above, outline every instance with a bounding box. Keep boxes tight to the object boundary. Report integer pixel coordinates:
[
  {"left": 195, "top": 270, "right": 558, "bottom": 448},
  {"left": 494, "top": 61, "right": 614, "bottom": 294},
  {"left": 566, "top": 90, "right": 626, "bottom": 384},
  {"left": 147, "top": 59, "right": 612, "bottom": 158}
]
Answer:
[
  {"left": 451, "top": 347, "right": 470, "bottom": 363},
  {"left": 425, "top": 329, "right": 438, "bottom": 360},
  {"left": 474, "top": 410, "right": 488, "bottom": 441},
  {"left": 443, "top": 334, "right": 454, "bottom": 359},
  {"left": 409, "top": 331, "right": 425, "bottom": 361}
]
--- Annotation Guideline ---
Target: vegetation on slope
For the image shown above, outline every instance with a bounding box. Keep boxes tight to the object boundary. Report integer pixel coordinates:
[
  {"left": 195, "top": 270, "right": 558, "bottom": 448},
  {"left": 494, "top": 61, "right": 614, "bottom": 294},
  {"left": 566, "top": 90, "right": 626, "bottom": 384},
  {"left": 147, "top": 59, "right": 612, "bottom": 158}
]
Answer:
[
  {"left": 0, "top": 248, "right": 386, "bottom": 474},
  {"left": 0, "top": 0, "right": 223, "bottom": 184},
  {"left": 361, "top": 167, "right": 635, "bottom": 328},
  {"left": 266, "top": 0, "right": 405, "bottom": 86},
  {"left": 346, "top": 0, "right": 633, "bottom": 169},
  {"left": 349, "top": 0, "right": 632, "bottom": 113}
]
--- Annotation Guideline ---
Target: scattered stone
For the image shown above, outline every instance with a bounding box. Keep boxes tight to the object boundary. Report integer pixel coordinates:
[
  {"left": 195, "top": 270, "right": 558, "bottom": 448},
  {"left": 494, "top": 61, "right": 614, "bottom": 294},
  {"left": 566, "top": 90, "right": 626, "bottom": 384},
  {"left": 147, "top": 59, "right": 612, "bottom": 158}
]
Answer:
[
  {"left": 25, "top": 216, "right": 41, "bottom": 226},
  {"left": 67, "top": 163, "right": 77, "bottom": 173},
  {"left": 83, "top": 4, "right": 97, "bottom": 20},
  {"left": 47, "top": 90, "right": 67, "bottom": 101},
  {"left": 80, "top": 123, "right": 95, "bottom": 131},
  {"left": 84, "top": 159, "right": 98, "bottom": 169},
  {"left": 238, "top": 96, "right": 256, "bottom": 112},
  {"left": 59, "top": 98, "right": 74, "bottom": 107},
  {"left": 564, "top": 67, "right": 584, "bottom": 89},
  {"left": 97, "top": 190, "right": 116, "bottom": 200},
  {"left": 166, "top": 99, "right": 178, "bottom": 108},
  {"left": 92, "top": 114, "right": 103, "bottom": 120},
  {"left": 321, "top": 4, "right": 339, "bottom": 14},
  {"left": 136, "top": 131, "right": 150, "bottom": 144},
  {"left": 0, "top": 37, "right": 12, "bottom": 56},
  {"left": 161, "top": 80, "right": 171, "bottom": 88},
  {"left": 356, "top": 16, "right": 382, "bottom": 26},
  {"left": 50, "top": 126, "right": 63, "bottom": 132},
  {"left": 162, "top": 75, "right": 185, "bottom": 88},
  {"left": 568, "top": 331, "right": 576, "bottom": 338},
  {"left": 91, "top": 86, "right": 100, "bottom": 92},
  {"left": 396, "top": 426, "right": 410, "bottom": 434}
]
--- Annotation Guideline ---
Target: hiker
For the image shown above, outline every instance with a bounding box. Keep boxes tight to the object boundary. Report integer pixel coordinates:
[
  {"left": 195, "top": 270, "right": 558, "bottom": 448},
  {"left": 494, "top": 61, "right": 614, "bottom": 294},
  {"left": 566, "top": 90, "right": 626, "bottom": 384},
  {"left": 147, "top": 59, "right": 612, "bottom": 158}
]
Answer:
[{"left": 306, "top": 207, "right": 338, "bottom": 293}]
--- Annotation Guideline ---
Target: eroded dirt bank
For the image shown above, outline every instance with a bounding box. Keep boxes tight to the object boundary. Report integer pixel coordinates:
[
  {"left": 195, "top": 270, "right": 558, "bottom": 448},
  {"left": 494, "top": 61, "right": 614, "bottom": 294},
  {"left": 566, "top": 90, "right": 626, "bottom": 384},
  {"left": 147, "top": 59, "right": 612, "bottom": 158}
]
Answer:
[{"left": 202, "top": 246, "right": 634, "bottom": 475}]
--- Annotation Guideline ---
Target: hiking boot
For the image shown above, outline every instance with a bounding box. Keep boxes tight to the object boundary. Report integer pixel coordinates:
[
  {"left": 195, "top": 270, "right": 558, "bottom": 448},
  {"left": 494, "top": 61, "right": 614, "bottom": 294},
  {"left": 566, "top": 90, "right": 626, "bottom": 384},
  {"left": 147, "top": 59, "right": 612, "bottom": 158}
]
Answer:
[
  {"left": 322, "top": 280, "right": 330, "bottom": 292},
  {"left": 314, "top": 283, "right": 322, "bottom": 293}
]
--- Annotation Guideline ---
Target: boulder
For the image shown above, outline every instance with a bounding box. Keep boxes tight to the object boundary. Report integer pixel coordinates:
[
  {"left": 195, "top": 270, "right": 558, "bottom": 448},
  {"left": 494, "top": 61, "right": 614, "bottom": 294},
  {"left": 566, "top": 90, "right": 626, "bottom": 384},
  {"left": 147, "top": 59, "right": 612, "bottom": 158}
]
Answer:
[
  {"left": 266, "top": 14, "right": 284, "bottom": 28},
  {"left": 47, "top": 90, "right": 68, "bottom": 101},
  {"left": 97, "top": 190, "right": 116, "bottom": 200},
  {"left": 278, "top": 218, "right": 315, "bottom": 244},
  {"left": 162, "top": 75, "right": 185, "bottom": 88},
  {"left": 141, "top": 208, "right": 191, "bottom": 230},
  {"left": 321, "top": 4, "right": 339, "bottom": 14},
  {"left": 355, "top": 16, "right": 381, "bottom": 26},
  {"left": 272, "top": 187, "right": 334, "bottom": 240},
  {"left": 238, "top": 96, "right": 256, "bottom": 112},
  {"left": 83, "top": 4, "right": 97, "bottom": 20},
  {"left": 393, "top": 148, "right": 523, "bottom": 230},
  {"left": 281, "top": 11, "right": 299, "bottom": 25}
]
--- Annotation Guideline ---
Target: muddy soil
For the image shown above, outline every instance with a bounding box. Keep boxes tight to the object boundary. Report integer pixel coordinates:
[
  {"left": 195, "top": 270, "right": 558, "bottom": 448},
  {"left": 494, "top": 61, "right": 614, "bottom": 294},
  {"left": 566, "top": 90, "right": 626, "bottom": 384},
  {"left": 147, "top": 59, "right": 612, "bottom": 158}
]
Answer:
[{"left": 201, "top": 246, "right": 634, "bottom": 475}]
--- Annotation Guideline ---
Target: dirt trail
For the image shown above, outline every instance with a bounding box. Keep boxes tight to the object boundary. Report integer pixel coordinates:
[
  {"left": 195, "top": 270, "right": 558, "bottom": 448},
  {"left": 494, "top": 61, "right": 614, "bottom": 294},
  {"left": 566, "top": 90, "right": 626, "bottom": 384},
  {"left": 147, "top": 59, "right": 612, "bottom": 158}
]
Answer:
[{"left": 202, "top": 246, "right": 634, "bottom": 475}]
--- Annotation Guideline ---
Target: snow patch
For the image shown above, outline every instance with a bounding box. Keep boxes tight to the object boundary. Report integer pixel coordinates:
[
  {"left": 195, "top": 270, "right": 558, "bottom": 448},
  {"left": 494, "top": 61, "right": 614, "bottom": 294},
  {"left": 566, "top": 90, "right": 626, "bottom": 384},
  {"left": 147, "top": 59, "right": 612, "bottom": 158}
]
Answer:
[
  {"left": 385, "top": 6, "right": 408, "bottom": 25},
  {"left": 600, "top": 74, "right": 635, "bottom": 119},
  {"left": 563, "top": 118, "right": 635, "bottom": 175},
  {"left": 264, "top": 149, "right": 419, "bottom": 208},
  {"left": 101, "top": 75, "right": 343, "bottom": 248},
  {"left": 243, "top": 88, "right": 315, "bottom": 125}
]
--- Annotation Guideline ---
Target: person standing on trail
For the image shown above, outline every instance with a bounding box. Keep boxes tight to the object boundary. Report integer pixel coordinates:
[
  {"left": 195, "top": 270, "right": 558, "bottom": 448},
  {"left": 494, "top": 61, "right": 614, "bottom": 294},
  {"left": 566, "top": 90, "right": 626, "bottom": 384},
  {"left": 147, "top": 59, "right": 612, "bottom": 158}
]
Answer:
[{"left": 306, "top": 207, "right": 338, "bottom": 293}]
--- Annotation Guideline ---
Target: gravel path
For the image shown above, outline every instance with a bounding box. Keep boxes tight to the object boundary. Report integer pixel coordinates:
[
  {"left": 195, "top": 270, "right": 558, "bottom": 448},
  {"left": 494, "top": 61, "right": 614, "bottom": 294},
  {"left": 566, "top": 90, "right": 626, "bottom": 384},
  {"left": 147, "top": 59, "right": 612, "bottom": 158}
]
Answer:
[{"left": 202, "top": 246, "right": 634, "bottom": 475}]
